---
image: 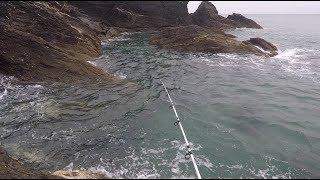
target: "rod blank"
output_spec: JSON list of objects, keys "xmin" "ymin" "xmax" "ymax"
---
[{"xmin": 160, "ymin": 80, "xmax": 202, "ymax": 179}]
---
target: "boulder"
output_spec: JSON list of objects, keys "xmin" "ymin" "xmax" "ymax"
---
[
  {"xmin": 227, "ymin": 13, "xmax": 263, "ymax": 29},
  {"xmin": 243, "ymin": 38, "xmax": 278, "ymax": 56},
  {"xmin": 150, "ymin": 25, "xmax": 276, "ymax": 57},
  {"xmin": 0, "ymin": 147, "xmax": 58, "ymax": 179}
]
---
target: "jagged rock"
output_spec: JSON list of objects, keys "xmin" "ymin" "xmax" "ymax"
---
[
  {"xmin": 243, "ymin": 38, "xmax": 278, "ymax": 56},
  {"xmin": 0, "ymin": 147, "xmax": 58, "ymax": 179},
  {"xmin": 191, "ymin": 1, "xmax": 235, "ymax": 29},
  {"xmin": 0, "ymin": 1, "xmax": 118, "ymax": 83},
  {"xmin": 150, "ymin": 25, "xmax": 275, "ymax": 57},
  {"xmin": 191, "ymin": 1, "xmax": 263, "ymax": 30},
  {"xmin": 227, "ymin": 13, "xmax": 263, "ymax": 29},
  {"xmin": 69, "ymin": 1, "xmax": 192, "ymax": 29},
  {"xmin": 52, "ymin": 170, "xmax": 110, "ymax": 179}
]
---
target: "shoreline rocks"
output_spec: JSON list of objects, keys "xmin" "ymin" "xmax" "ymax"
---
[
  {"xmin": 0, "ymin": 147, "xmax": 58, "ymax": 179},
  {"xmin": 150, "ymin": 25, "xmax": 277, "ymax": 57},
  {"xmin": 0, "ymin": 147, "xmax": 110, "ymax": 179},
  {"xmin": 0, "ymin": 1, "xmax": 118, "ymax": 84}
]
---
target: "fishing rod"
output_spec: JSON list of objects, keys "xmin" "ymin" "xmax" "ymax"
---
[{"xmin": 160, "ymin": 80, "xmax": 202, "ymax": 179}]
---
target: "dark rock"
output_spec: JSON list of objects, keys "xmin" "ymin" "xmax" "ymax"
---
[
  {"xmin": 0, "ymin": 1, "xmax": 118, "ymax": 83},
  {"xmin": 69, "ymin": 1, "xmax": 192, "ymax": 29},
  {"xmin": 150, "ymin": 25, "xmax": 272, "ymax": 57},
  {"xmin": 0, "ymin": 147, "xmax": 58, "ymax": 179},
  {"xmin": 191, "ymin": 1, "xmax": 235, "ymax": 29},
  {"xmin": 194, "ymin": 1, "xmax": 218, "ymax": 15},
  {"xmin": 243, "ymin": 38, "xmax": 278, "ymax": 56},
  {"xmin": 190, "ymin": 1, "xmax": 263, "ymax": 30},
  {"xmin": 227, "ymin": 13, "xmax": 263, "ymax": 29}
]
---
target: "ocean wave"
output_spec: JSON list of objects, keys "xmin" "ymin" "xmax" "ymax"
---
[
  {"xmin": 273, "ymin": 48, "xmax": 316, "ymax": 63},
  {"xmin": 101, "ymin": 35, "xmax": 131, "ymax": 46}
]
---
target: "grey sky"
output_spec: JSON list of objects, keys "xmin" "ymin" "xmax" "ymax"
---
[{"xmin": 188, "ymin": 1, "xmax": 320, "ymax": 14}]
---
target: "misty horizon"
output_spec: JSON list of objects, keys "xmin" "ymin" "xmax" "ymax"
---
[{"xmin": 188, "ymin": 1, "xmax": 320, "ymax": 14}]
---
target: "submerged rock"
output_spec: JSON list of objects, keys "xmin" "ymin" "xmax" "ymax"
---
[
  {"xmin": 52, "ymin": 170, "xmax": 109, "ymax": 179},
  {"xmin": 0, "ymin": 148, "xmax": 58, "ymax": 179},
  {"xmin": 227, "ymin": 13, "xmax": 263, "ymax": 29},
  {"xmin": 150, "ymin": 25, "xmax": 276, "ymax": 57}
]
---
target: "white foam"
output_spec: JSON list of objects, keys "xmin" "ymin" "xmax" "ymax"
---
[
  {"xmin": 114, "ymin": 71, "xmax": 127, "ymax": 79},
  {"xmin": 273, "ymin": 48, "xmax": 316, "ymax": 63},
  {"xmin": 273, "ymin": 48, "xmax": 302, "ymax": 61},
  {"xmin": 254, "ymin": 45, "xmax": 275, "ymax": 56},
  {"xmin": 0, "ymin": 88, "xmax": 8, "ymax": 100},
  {"xmin": 88, "ymin": 61, "xmax": 97, "ymax": 66},
  {"xmin": 102, "ymin": 36, "xmax": 131, "ymax": 45}
]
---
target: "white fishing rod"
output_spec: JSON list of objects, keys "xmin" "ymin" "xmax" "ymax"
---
[{"xmin": 160, "ymin": 80, "xmax": 202, "ymax": 179}]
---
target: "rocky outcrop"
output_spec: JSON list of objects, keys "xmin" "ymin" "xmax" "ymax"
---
[
  {"xmin": 52, "ymin": 170, "xmax": 110, "ymax": 179},
  {"xmin": 0, "ymin": 148, "xmax": 58, "ymax": 179},
  {"xmin": 191, "ymin": 1, "xmax": 262, "ymax": 29},
  {"xmin": 191, "ymin": 1, "xmax": 235, "ymax": 29},
  {"xmin": 69, "ymin": 1, "xmax": 192, "ymax": 30},
  {"xmin": 243, "ymin": 38, "xmax": 278, "ymax": 56},
  {"xmin": 227, "ymin": 13, "xmax": 263, "ymax": 29},
  {"xmin": 150, "ymin": 25, "xmax": 276, "ymax": 57},
  {"xmin": 0, "ymin": 1, "xmax": 117, "ymax": 83}
]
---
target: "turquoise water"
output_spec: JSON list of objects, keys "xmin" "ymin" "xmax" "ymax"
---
[{"xmin": 1, "ymin": 15, "xmax": 320, "ymax": 178}]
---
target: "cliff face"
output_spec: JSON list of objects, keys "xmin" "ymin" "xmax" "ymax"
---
[
  {"xmin": 69, "ymin": 1, "xmax": 192, "ymax": 29},
  {"xmin": 0, "ymin": 1, "xmax": 116, "ymax": 83}
]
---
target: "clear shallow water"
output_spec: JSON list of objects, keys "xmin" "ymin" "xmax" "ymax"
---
[{"xmin": 1, "ymin": 15, "xmax": 320, "ymax": 178}]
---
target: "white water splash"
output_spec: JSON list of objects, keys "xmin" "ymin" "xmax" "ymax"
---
[
  {"xmin": 273, "ymin": 48, "xmax": 315, "ymax": 63},
  {"xmin": 0, "ymin": 88, "xmax": 8, "ymax": 100},
  {"xmin": 88, "ymin": 61, "xmax": 97, "ymax": 66},
  {"xmin": 114, "ymin": 71, "xmax": 127, "ymax": 79}
]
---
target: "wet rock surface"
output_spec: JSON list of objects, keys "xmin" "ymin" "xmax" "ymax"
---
[
  {"xmin": 150, "ymin": 25, "xmax": 276, "ymax": 57},
  {"xmin": 244, "ymin": 38, "xmax": 278, "ymax": 56},
  {"xmin": 0, "ymin": 1, "xmax": 116, "ymax": 84},
  {"xmin": 0, "ymin": 147, "xmax": 58, "ymax": 179}
]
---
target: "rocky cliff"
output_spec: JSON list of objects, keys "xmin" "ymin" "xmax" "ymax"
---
[
  {"xmin": 69, "ymin": 1, "xmax": 192, "ymax": 30},
  {"xmin": 227, "ymin": 13, "xmax": 263, "ymax": 29},
  {"xmin": 150, "ymin": 1, "xmax": 277, "ymax": 57},
  {"xmin": 0, "ymin": 1, "xmax": 116, "ymax": 83},
  {"xmin": 191, "ymin": 1, "xmax": 263, "ymax": 29}
]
